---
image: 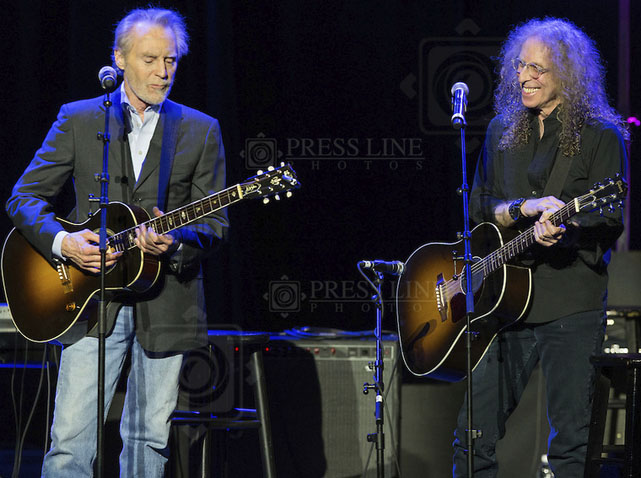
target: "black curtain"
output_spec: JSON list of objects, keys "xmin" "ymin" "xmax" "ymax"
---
[{"xmin": 1, "ymin": 0, "xmax": 639, "ymax": 333}]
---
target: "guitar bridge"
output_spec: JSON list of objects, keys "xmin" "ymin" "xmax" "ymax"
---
[
  {"xmin": 55, "ymin": 261, "xmax": 77, "ymax": 312},
  {"xmin": 56, "ymin": 261, "xmax": 74, "ymax": 294},
  {"xmin": 435, "ymin": 273, "xmax": 448, "ymax": 322}
]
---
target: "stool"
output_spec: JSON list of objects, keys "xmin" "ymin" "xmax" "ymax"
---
[
  {"xmin": 171, "ymin": 331, "xmax": 276, "ymax": 478},
  {"xmin": 585, "ymin": 354, "xmax": 641, "ymax": 478}
]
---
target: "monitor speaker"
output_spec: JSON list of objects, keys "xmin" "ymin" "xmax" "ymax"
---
[{"xmin": 263, "ymin": 336, "xmax": 401, "ymax": 478}]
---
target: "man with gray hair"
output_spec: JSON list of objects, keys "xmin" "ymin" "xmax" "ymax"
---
[{"xmin": 6, "ymin": 7, "xmax": 227, "ymax": 476}]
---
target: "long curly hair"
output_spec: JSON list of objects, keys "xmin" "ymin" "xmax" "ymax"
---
[{"xmin": 494, "ymin": 18, "xmax": 629, "ymax": 155}]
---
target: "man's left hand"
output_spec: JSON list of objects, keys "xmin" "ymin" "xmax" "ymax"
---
[
  {"xmin": 134, "ymin": 207, "xmax": 176, "ymax": 256},
  {"xmin": 533, "ymin": 210, "xmax": 566, "ymax": 247},
  {"xmin": 521, "ymin": 196, "xmax": 567, "ymax": 247}
]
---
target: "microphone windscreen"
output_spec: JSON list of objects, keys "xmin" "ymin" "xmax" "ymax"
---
[
  {"xmin": 98, "ymin": 66, "xmax": 118, "ymax": 90},
  {"xmin": 451, "ymin": 82, "xmax": 469, "ymax": 96}
]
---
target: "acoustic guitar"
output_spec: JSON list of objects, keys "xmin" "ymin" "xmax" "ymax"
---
[
  {"xmin": 1, "ymin": 163, "xmax": 300, "ymax": 343},
  {"xmin": 396, "ymin": 175, "xmax": 627, "ymax": 382}
]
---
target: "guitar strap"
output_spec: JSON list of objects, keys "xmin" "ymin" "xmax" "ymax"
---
[
  {"xmin": 541, "ymin": 151, "xmax": 573, "ymax": 199},
  {"xmin": 529, "ymin": 109, "xmax": 573, "ymax": 200},
  {"xmin": 156, "ymin": 101, "xmax": 182, "ymax": 211}
]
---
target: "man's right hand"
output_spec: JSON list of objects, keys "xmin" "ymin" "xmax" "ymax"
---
[{"xmin": 60, "ymin": 229, "xmax": 122, "ymax": 272}]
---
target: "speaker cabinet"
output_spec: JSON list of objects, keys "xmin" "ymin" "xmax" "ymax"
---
[
  {"xmin": 0, "ymin": 337, "xmax": 52, "ymax": 477},
  {"xmin": 264, "ymin": 337, "xmax": 401, "ymax": 478}
]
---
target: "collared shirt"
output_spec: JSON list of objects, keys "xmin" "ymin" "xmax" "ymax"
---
[
  {"xmin": 470, "ymin": 109, "xmax": 627, "ymax": 322},
  {"xmin": 120, "ymin": 83, "xmax": 162, "ymax": 181}
]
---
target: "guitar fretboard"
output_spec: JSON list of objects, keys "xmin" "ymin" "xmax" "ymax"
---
[
  {"xmin": 479, "ymin": 199, "xmax": 578, "ymax": 277},
  {"xmin": 438, "ymin": 175, "xmax": 624, "ymax": 312},
  {"xmin": 108, "ymin": 185, "xmax": 242, "ymax": 252}
]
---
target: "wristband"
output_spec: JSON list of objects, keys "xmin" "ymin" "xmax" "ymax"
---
[{"xmin": 508, "ymin": 198, "xmax": 526, "ymax": 221}]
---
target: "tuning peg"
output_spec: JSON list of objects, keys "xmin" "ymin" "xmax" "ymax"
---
[
  {"xmin": 263, "ymin": 198, "xmax": 270, "ymax": 204},
  {"xmin": 280, "ymin": 162, "xmax": 285, "ymax": 166},
  {"xmin": 268, "ymin": 166, "xmax": 274, "ymax": 171},
  {"xmin": 274, "ymin": 194, "xmax": 280, "ymax": 201},
  {"xmin": 286, "ymin": 191, "xmax": 293, "ymax": 198},
  {"xmin": 257, "ymin": 170, "xmax": 263, "ymax": 175}
]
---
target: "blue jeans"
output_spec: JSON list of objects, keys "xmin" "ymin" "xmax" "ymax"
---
[
  {"xmin": 452, "ymin": 310, "xmax": 605, "ymax": 478},
  {"xmin": 42, "ymin": 306, "xmax": 183, "ymax": 477}
]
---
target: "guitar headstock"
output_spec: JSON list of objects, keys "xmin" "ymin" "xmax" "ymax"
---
[
  {"xmin": 577, "ymin": 174, "xmax": 628, "ymax": 214},
  {"xmin": 240, "ymin": 163, "xmax": 301, "ymax": 203}
]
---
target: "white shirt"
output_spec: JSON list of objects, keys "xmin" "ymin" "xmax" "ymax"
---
[{"xmin": 120, "ymin": 83, "xmax": 161, "ymax": 181}]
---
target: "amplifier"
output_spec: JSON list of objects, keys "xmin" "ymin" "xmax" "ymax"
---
[
  {"xmin": 263, "ymin": 335, "xmax": 400, "ymax": 478},
  {"xmin": 0, "ymin": 302, "xmax": 15, "ymax": 334},
  {"xmin": 0, "ymin": 302, "xmax": 50, "ymax": 364}
]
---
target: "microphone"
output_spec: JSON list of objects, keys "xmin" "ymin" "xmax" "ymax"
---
[
  {"xmin": 358, "ymin": 260, "xmax": 405, "ymax": 276},
  {"xmin": 98, "ymin": 66, "xmax": 118, "ymax": 91},
  {"xmin": 451, "ymin": 82, "xmax": 469, "ymax": 129}
]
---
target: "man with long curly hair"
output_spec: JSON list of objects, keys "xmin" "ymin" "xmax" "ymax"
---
[{"xmin": 452, "ymin": 18, "xmax": 628, "ymax": 477}]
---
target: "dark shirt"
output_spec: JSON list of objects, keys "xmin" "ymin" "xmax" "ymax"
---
[{"xmin": 470, "ymin": 109, "xmax": 627, "ymax": 323}]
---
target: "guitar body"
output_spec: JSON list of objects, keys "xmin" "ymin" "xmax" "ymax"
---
[
  {"xmin": 396, "ymin": 222, "xmax": 532, "ymax": 381},
  {"xmin": 1, "ymin": 202, "xmax": 159, "ymax": 342}
]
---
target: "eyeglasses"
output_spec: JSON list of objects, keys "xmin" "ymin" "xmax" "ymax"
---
[{"xmin": 511, "ymin": 58, "xmax": 550, "ymax": 79}]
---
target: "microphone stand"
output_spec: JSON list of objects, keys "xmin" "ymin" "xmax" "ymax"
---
[
  {"xmin": 359, "ymin": 261, "xmax": 403, "ymax": 477},
  {"xmin": 358, "ymin": 263, "xmax": 393, "ymax": 478},
  {"xmin": 95, "ymin": 89, "xmax": 112, "ymax": 478},
  {"xmin": 456, "ymin": 119, "xmax": 479, "ymax": 477}
]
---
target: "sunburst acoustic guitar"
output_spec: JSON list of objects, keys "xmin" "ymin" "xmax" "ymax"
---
[
  {"xmin": 396, "ymin": 175, "xmax": 627, "ymax": 382},
  {"xmin": 2, "ymin": 163, "xmax": 300, "ymax": 343}
]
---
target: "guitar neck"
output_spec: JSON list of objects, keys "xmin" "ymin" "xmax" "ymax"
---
[
  {"xmin": 109, "ymin": 184, "xmax": 243, "ymax": 251},
  {"xmin": 481, "ymin": 199, "xmax": 578, "ymax": 276}
]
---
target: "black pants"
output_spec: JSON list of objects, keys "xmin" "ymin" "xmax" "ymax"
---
[{"xmin": 453, "ymin": 310, "xmax": 605, "ymax": 478}]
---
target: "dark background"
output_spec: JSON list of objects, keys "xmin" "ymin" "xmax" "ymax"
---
[
  {"xmin": 0, "ymin": 1, "xmax": 639, "ymax": 476},
  {"xmin": 1, "ymin": 0, "xmax": 639, "ymax": 333}
]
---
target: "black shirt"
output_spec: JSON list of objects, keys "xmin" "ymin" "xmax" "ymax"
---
[{"xmin": 470, "ymin": 109, "xmax": 627, "ymax": 323}]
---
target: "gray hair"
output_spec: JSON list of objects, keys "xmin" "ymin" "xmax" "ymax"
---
[{"xmin": 112, "ymin": 7, "xmax": 189, "ymax": 73}]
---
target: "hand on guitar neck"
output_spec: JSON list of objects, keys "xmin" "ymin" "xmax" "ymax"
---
[
  {"xmin": 496, "ymin": 195, "xmax": 573, "ymax": 247},
  {"xmin": 133, "ymin": 207, "xmax": 177, "ymax": 256}
]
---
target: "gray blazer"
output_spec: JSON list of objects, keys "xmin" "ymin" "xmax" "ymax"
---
[{"xmin": 6, "ymin": 89, "xmax": 228, "ymax": 352}]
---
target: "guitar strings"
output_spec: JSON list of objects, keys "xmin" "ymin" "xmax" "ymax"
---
[
  {"xmin": 103, "ymin": 166, "xmax": 295, "ymax": 253},
  {"xmin": 107, "ymin": 186, "xmax": 240, "ymax": 252},
  {"xmin": 440, "ymin": 178, "xmax": 620, "ymax": 299}
]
